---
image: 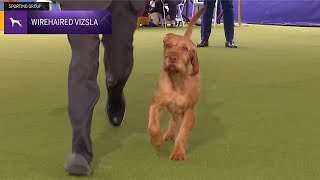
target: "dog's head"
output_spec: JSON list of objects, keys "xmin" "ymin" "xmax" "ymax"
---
[{"xmin": 162, "ymin": 33, "xmax": 199, "ymax": 76}]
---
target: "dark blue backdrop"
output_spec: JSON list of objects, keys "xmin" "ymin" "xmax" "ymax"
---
[
  {"xmin": 1, "ymin": 0, "xmax": 320, "ymax": 26},
  {"xmin": 184, "ymin": 0, "xmax": 320, "ymax": 27},
  {"xmin": 240, "ymin": 0, "xmax": 320, "ymax": 26}
]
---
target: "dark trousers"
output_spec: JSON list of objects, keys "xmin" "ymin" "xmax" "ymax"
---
[
  {"xmin": 201, "ymin": 0, "xmax": 234, "ymax": 41},
  {"xmin": 153, "ymin": 0, "xmax": 181, "ymax": 20},
  {"xmin": 63, "ymin": 1, "xmax": 138, "ymax": 163}
]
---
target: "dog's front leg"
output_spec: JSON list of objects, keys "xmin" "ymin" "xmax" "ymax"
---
[
  {"xmin": 148, "ymin": 103, "xmax": 163, "ymax": 150},
  {"xmin": 170, "ymin": 108, "xmax": 195, "ymax": 160},
  {"xmin": 163, "ymin": 113, "xmax": 178, "ymax": 141}
]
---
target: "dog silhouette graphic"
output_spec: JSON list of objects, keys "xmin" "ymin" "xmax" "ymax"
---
[{"xmin": 9, "ymin": 17, "xmax": 22, "ymax": 27}]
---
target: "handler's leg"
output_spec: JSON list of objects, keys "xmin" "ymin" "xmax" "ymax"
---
[{"xmin": 101, "ymin": 1, "xmax": 139, "ymax": 127}]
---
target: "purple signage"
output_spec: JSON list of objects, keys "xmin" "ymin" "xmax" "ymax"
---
[{"xmin": 4, "ymin": 11, "xmax": 112, "ymax": 34}]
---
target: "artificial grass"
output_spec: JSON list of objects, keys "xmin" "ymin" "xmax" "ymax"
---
[{"xmin": 0, "ymin": 25, "xmax": 320, "ymax": 180}]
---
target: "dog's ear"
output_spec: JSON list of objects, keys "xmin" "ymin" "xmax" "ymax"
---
[
  {"xmin": 163, "ymin": 34, "xmax": 170, "ymax": 43},
  {"xmin": 190, "ymin": 50, "xmax": 199, "ymax": 76},
  {"xmin": 163, "ymin": 33, "xmax": 174, "ymax": 44}
]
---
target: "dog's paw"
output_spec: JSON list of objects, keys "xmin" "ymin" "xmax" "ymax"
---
[
  {"xmin": 150, "ymin": 133, "xmax": 163, "ymax": 150},
  {"xmin": 163, "ymin": 131, "xmax": 176, "ymax": 141},
  {"xmin": 170, "ymin": 148, "xmax": 186, "ymax": 160}
]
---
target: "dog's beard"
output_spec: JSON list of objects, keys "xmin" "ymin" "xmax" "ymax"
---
[
  {"xmin": 168, "ymin": 65, "xmax": 177, "ymax": 71},
  {"xmin": 165, "ymin": 64, "xmax": 179, "ymax": 73}
]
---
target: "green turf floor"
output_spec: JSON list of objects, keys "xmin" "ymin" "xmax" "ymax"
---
[{"xmin": 0, "ymin": 25, "xmax": 320, "ymax": 180}]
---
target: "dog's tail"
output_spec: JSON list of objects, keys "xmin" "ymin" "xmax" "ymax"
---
[{"xmin": 184, "ymin": 6, "xmax": 206, "ymax": 38}]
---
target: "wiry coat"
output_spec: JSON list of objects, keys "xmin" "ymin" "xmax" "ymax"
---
[{"xmin": 148, "ymin": 7, "xmax": 206, "ymax": 160}]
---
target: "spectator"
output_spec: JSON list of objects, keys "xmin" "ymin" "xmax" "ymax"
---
[{"xmin": 149, "ymin": 0, "xmax": 182, "ymax": 28}]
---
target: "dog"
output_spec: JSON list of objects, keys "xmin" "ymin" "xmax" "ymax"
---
[
  {"xmin": 9, "ymin": 17, "xmax": 22, "ymax": 27},
  {"xmin": 148, "ymin": 7, "xmax": 206, "ymax": 160}
]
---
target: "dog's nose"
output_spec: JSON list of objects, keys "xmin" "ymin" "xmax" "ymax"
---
[{"xmin": 169, "ymin": 56, "xmax": 177, "ymax": 63}]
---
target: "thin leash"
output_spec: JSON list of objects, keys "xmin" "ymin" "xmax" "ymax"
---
[{"xmin": 161, "ymin": 0, "xmax": 168, "ymax": 34}]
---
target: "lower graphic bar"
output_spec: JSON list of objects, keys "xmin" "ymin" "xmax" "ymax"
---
[{"xmin": 4, "ymin": 11, "xmax": 112, "ymax": 34}]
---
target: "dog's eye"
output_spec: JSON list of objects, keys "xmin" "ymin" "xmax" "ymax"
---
[
  {"xmin": 165, "ymin": 44, "xmax": 171, "ymax": 48},
  {"xmin": 183, "ymin": 46, "xmax": 188, "ymax": 51}
]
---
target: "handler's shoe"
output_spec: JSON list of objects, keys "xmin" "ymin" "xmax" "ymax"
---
[
  {"xmin": 197, "ymin": 40, "xmax": 209, "ymax": 47},
  {"xmin": 225, "ymin": 40, "xmax": 238, "ymax": 48},
  {"xmin": 106, "ymin": 87, "xmax": 126, "ymax": 127},
  {"xmin": 64, "ymin": 153, "xmax": 91, "ymax": 176},
  {"xmin": 170, "ymin": 24, "xmax": 176, "ymax": 28}
]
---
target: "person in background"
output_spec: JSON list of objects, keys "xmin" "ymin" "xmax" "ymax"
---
[
  {"xmin": 149, "ymin": 0, "xmax": 182, "ymax": 28},
  {"xmin": 140, "ymin": 1, "xmax": 158, "ymax": 26},
  {"xmin": 197, "ymin": 0, "xmax": 238, "ymax": 48}
]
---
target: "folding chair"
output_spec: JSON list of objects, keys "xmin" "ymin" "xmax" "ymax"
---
[
  {"xmin": 213, "ymin": 0, "xmax": 219, "ymax": 28},
  {"xmin": 192, "ymin": 0, "xmax": 219, "ymax": 28},
  {"xmin": 159, "ymin": 0, "xmax": 187, "ymax": 27},
  {"xmin": 191, "ymin": 0, "xmax": 204, "ymax": 18},
  {"xmin": 175, "ymin": 0, "xmax": 187, "ymax": 27}
]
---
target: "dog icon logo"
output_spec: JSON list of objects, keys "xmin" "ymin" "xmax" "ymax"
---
[{"xmin": 9, "ymin": 17, "xmax": 22, "ymax": 27}]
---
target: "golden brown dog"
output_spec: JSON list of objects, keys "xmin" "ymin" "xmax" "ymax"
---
[{"xmin": 148, "ymin": 7, "xmax": 206, "ymax": 160}]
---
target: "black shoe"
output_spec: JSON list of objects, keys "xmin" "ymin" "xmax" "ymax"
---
[
  {"xmin": 106, "ymin": 87, "xmax": 126, "ymax": 127},
  {"xmin": 225, "ymin": 40, "xmax": 238, "ymax": 48},
  {"xmin": 64, "ymin": 153, "xmax": 91, "ymax": 176},
  {"xmin": 197, "ymin": 40, "xmax": 209, "ymax": 47},
  {"xmin": 148, "ymin": 7, "xmax": 156, "ymax": 14},
  {"xmin": 170, "ymin": 24, "xmax": 176, "ymax": 28}
]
